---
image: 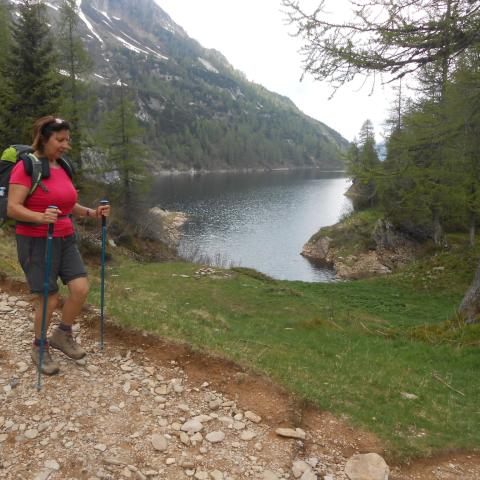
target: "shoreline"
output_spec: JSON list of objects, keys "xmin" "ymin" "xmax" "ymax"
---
[{"xmin": 152, "ymin": 166, "xmax": 347, "ymax": 176}]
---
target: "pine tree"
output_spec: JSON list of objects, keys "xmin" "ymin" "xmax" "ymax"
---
[
  {"xmin": 0, "ymin": 0, "xmax": 10, "ymax": 68},
  {"xmin": 0, "ymin": 0, "xmax": 63, "ymax": 144},
  {"xmin": 57, "ymin": 0, "xmax": 93, "ymax": 173},
  {"xmin": 446, "ymin": 50, "xmax": 480, "ymax": 246},
  {"xmin": 346, "ymin": 120, "xmax": 380, "ymax": 209},
  {"xmin": 0, "ymin": 0, "xmax": 12, "ymax": 143},
  {"xmin": 98, "ymin": 81, "xmax": 148, "ymax": 226},
  {"xmin": 282, "ymin": 0, "xmax": 479, "ymax": 90}
]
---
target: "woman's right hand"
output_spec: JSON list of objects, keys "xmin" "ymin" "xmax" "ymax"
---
[{"xmin": 41, "ymin": 207, "xmax": 61, "ymax": 224}]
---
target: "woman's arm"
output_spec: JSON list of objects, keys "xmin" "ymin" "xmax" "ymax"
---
[
  {"xmin": 72, "ymin": 203, "xmax": 96, "ymax": 218},
  {"xmin": 7, "ymin": 184, "xmax": 59, "ymax": 224},
  {"xmin": 73, "ymin": 203, "xmax": 111, "ymax": 219}
]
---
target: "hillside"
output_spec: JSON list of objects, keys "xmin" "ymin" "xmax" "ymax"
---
[{"xmin": 8, "ymin": 0, "xmax": 349, "ymax": 171}]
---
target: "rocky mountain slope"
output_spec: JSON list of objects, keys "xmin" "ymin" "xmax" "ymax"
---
[{"xmin": 9, "ymin": 0, "xmax": 348, "ymax": 171}]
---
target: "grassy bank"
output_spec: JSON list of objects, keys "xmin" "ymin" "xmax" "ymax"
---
[
  {"xmin": 1, "ymin": 227, "xmax": 479, "ymax": 460},
  {"xmin": 88, "ymin": 239, "xmax": 480, "ymax": 461}
]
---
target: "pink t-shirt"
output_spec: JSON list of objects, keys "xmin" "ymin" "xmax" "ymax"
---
[{"xmin": 9, "ymin": 161, "xmax": 77, "ymax": 237}]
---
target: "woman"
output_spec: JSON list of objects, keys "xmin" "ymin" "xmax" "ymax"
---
[{"xmin": 7, "ymin": 116, "xmax": 111, "ymax": 375}]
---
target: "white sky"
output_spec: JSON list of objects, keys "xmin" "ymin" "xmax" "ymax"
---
[{"xmin": 156, "ymin": 0, "xmax": 395, "ymax": 142}]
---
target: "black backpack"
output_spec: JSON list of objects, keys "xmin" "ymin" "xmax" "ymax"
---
[{"xmin": 0, "ymin": 145, "xmax": 74, "ymax": 224}]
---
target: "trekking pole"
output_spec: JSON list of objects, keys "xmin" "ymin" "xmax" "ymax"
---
[
  {"xmin": 36, "ymin": 206, "xmax": 57, "ymax": 391},
  {"xmin": 99, "ymin": 199, "xmax": 109, "ymax": 350}
]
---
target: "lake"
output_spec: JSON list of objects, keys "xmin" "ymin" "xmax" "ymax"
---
[{"xmin": 151, "ymin": 169, "xmax": 351, "ymax": 282}]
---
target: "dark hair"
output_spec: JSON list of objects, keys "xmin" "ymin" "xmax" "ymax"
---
[{"xmin": 32, "ymin": 116, "xmax": 71, "ymax": 153}]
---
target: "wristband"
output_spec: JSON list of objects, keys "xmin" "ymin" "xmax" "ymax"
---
[{"xmin": 86, "ymin": 208, "xmax": 91, "ymax": 217}]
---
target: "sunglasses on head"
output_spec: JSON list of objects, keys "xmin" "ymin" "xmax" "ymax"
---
[{"xmin": 42, "ymin": 118, "xmax": 70, "ymax": 134}]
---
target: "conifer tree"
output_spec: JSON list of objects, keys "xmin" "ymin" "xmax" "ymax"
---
[
  {"xmin": 346, "ymin": 120, "xmax": 380, "ymax": 209},
  {"xmin": 0, "ymin": 0, "xmax": 63, "ymax": 144},
  {"xmin": 283, "ymin": 0, "xmax": 479, "ymax": 90},
  {"xmin": 57, "ymin": 0, "xmax": 93, "ymax": 173},
  {"xmin": 98, "ymin": 81, "xmax": 147, "ymax": 226},
  {"xmin": 0, "ymin": 0, "xmax": 11, "ymax": 143},
  {"xmin": 0, "ymin": 0, "xmax": 10, "ymax": 68},
  {"xmin": 446, "ymin": 50, "xmax": 480, "ymax": 246}
]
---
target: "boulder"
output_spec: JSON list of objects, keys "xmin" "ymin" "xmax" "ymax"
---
[
  {"xmin": 139, "ymin": 207, "xmax": 188, "ymax": 248},
  {"xmin": 301, "ymin": 236, "xmax": 332, "ymax": 262},
  {"xmin": 345, "ymin": 453, "xmax": 389, "ymax": 480},
  {"xmin": 335, "ymin": 252, "xmax": 391, "ymax": 280}
]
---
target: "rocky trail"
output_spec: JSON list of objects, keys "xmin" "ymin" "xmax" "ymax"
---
[{"xmin": 0, "ymin": 284, "xmax": 479, "ymax": 480}]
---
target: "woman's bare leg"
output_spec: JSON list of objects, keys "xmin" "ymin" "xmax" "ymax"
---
[
  {"xmin": 61, "ymin": 277, "xmax": 89, "ymax": 326},
  {"xmin": 33, "ymin": 293, "xmax": 59, "ymax": 340}
]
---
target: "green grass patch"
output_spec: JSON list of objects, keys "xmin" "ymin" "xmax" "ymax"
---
[
  {"xmin": 308, "ymin": 209, "xmax": 382, "ymax": 256},
  {"xmin": 0, "ymin": 226, "xmax": 23, "ymax": 277},
  {"xmin": 83, "ymin": 243, "xmax": 480, "ymax": 461}
]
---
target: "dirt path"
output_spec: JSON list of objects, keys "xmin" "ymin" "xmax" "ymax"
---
[{"xmin": 0, "ymin": 283, "xmax": 479, "ymax": 480}]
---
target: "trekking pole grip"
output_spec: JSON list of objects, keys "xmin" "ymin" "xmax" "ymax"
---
[
  {"xmin": 47, "ymin": 205, "xmax": 58, "ymax": 235},
  {"xmin": 100, "ymin": 199, "xmax": 109, "ymax": 227}
]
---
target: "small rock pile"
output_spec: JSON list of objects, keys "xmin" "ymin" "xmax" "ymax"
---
[{"xmin": 0, "ymin": 288, "xmax": 388, "ymax": 480}]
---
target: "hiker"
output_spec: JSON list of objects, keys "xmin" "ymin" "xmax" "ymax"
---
[{"xmin": 7, "ymin": 116, "xmax": 111, "ymax": 375}]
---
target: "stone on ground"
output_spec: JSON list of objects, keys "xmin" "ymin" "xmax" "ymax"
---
[{"xmin": 345, "ymin": 453, "xmax": 389, "ymax": 480}]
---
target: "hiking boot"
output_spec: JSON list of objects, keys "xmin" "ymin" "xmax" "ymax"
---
[
  {"xmin": 49, "ymin": 327, "xmax": 86, "ymax": 360},
  {"xmin": 31, "ymin": 345, "xmax": 60, "ymax": 375}
]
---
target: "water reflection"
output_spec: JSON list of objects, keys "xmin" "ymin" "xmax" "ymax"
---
[{"xmin": 151, "ymin": 170, "xmax": 351, "ymax": 282}]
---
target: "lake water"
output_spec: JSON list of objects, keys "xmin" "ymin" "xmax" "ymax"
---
[{"xmin": 151, "ymin": 170, "xmax": 351, "ymax": 282}]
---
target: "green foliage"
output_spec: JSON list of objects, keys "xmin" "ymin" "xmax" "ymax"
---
[
  {"xmin": 0, "ymin": 0, "xmax": 63, "ymax": 145},
  {"xmin": 97, "ymin": 82, "xmax": 149, "ymax": 225},
  {"xmin": 285, "ymin": 0, "xmax": 480, "ymax": 247},
  {"xmin": 283, "ymin": 0, "xmax": 479, "ymax": 89},
  {"xmin": 345, "ymin": 120, "xmax": 381, "ymax": 210},
  {"xmin": 312, "ymin": 209, "xmax": 381, "ymax": 256},
  {"xmin": 0, "ymin": 0, "xmax": 10, "ymax": 138},
  {"xmin": 56, "ymin": 0, "xmax": 94, "ymax": 174}
]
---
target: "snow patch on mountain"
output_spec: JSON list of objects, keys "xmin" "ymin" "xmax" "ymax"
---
[
  {"xmin": 92, "ymin": 6, "xmax": 112, "ymax": 24},
  {"xmin": 198, "ymin": 58, "xmax": 219, "ymax": 74},
  {"xmin": 117, "ymin": 30, "xmax": 169, "ymax": 61},
  {"xmin": 76, "ymin": 0, "xmax": 103, "ymax": 44},
  {"xmin": 163, "ymin": 23, "xmax": 176, "ymax": 34},
  {"xmin": 45, "ymin": 2, "xmax": 59, "ymax": 10},
  {"xmin": 108, "ymin": 30, "xmax": 168, "ymax": 61},
  {"xmin": 145, "ymin": 46, "xmax": 169, "ymax": 61},
  {"xmin": 112, "ymin": 34, "xmax": 151, "ymax": 56}
]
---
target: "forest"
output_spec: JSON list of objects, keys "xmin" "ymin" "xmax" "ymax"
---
[{"xmin": 283, "ymin": 0, "xmax": 480, "ymax": 320}]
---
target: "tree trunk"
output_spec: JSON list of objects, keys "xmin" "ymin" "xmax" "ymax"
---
[
  {"xmin": 432, "ymin": 208, "xmax": 443, "ymax": 245},
  {"xmin": 459, "ymin": 261, "xmax": 480, "ymax": 324},
  {"xmin": 469, "ymin": 211, "xmax": 475, "ymax": 247}
]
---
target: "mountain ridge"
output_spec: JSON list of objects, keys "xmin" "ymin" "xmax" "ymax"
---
[{"xmin": 10, "ymin": 0, "xmax": 349, "ymax": 171}]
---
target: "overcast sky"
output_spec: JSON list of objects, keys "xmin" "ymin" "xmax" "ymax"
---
[{"xmin": 156, "ymin": 0, "xmax": 395, "ymax": 142}]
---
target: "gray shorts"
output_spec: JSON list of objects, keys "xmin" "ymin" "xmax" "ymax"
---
[{"xmin": 16, "ymin": 234, "xmax": 87, "ymax": 294}]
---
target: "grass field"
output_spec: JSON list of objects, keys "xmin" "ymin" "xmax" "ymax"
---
[{"xmin": 2, "ymin": 226, "xmax": 479, "ymax": 460}]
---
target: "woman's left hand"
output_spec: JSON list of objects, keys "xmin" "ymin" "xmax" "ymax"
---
[{"xmin": 96, "ymin": 204, "xmax": 111, "ymax": 218}]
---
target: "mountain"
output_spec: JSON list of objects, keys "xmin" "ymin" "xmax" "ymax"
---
[{"xmin": 10, "ymin": 0, "xmax": 349, "ymax": 171}]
